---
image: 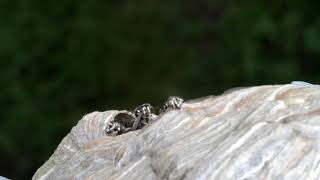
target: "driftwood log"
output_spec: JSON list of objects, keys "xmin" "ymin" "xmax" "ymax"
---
[{"xmin": 33, "ymin": 83, "xmax": 320, "ymax": 179}]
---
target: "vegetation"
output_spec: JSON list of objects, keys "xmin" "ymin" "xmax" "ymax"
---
[{"xmin": 1, "ymin": 0, "xmax": 320, "ymax": 179}]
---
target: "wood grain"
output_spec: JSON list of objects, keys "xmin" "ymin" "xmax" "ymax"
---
[{"xmin": 33, "ymin": 83, "xmax": 320, "ymax": 180}]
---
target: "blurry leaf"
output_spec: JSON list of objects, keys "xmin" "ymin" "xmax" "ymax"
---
[{"xmin": 304, "ymin": 26, "xmax": 320, "ymax": 52}]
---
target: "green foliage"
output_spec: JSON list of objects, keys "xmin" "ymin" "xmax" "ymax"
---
[{"xmin": 1, "ymin": 0, "xmax": 320, "ymax": 179}]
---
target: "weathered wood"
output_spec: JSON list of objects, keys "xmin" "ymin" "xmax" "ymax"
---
[{"xmin": 33, "ymin": 83, "xmax": 320, "ymax": 179}]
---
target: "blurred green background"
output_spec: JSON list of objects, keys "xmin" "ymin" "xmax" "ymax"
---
[{"xmin": 1, "ymin": 0, "xmax": 320, "ymax": 179}]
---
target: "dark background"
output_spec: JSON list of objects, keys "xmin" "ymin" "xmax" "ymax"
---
[{"xmin": 1, "ymin": 0, "xmax": 320, "ymax": 179}]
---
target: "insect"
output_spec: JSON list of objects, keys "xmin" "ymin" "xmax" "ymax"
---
[
  {"xmin": 133, "ymin": 103, "xmax": 156, "ymax": 128},
  {"xmin": 105, "ymin": 112, "xmax": 136, "ymax": 136},
  {"xmin": 105, "ymin": 96, "xmax": 184, "ymax": 136},
  {"xmin": 159, "ymin": 96, "xmax": 184, "ymax": 114},
  {"xmin": 105, "ymin": 121, "xmax": 125, "ymax": 136}
]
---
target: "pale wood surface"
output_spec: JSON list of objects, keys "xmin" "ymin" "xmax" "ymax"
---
[{"xmin": 33, "ymin": 84, "xmax": 320, "ymax": 180}]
